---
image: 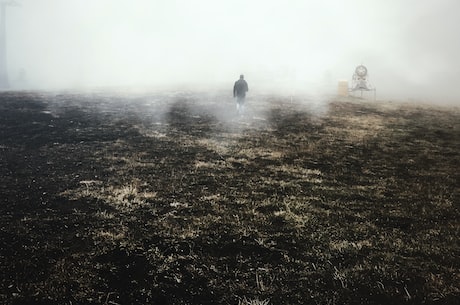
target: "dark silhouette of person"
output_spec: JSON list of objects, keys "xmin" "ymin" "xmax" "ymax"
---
[{"xmin": 233, "ymin": 74, "xmax": 248, "ymax": 114}]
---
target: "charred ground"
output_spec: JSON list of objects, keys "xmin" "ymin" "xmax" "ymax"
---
[{"xmin": 0, "ymin": 91, "xmax": 459, "ymax": 305}]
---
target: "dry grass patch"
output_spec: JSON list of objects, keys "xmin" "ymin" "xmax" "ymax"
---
[
  {"xmin": 238, "ymin": 147, "xmax": 283, "ymax": 160},
  {"xmin": 93, "ymin": 229, "xmax": 126, "ymax": 241},
  {"xmin": 196, "ymin": 137, "xmax": 237, "ymax": 155},
  {"xmin": 194, "ymin": 160, "xmax": 230, "ymax": 170},
  {"xmin": 62, "ymin": 180, "xmax": 157, "ymax": 211},
  {"xmin": 105, "ymin": 152, "xmax": 156, "ymax": 169},
  {"xmin": 226, "ymin": 156, "xmax": 252, "ymax": 166},
  {"xmin": 200, "ymin": 194, "xmax": 222, "ymax": 202},
  {"xmin": 106, "ymin": 184, "xmax": 157, "ymax": 208},
  {"xmin": 94, "ymin": 210, "xmax": 115, "ymax": 220},
  {"xmin": 134, "ymin": 124, "xmax": 167, "ymax": 138},
  {"xmin": 266, "ymin": 197, "xmax": 314, "ymax": 228},
  {"xmin": 268, "ymin": 164, "xmax": 322, "ymax": 183},
  {"xmin": 329, "ymin": 239, "xmax": 373, "ymax": 252},
  {"xmin": 324, "ymin": 114, "xmax": 385, "ymax": 143},
  {"xmin": 238, "ymin": 297, "xmax": 270, "ymax": 305}
]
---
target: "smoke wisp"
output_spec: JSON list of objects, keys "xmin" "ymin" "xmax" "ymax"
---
[{"xmin": 4, "ymin": 0, "xmax": 460, "ymax": 103}]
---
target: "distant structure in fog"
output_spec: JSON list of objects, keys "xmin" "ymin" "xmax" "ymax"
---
[
  {"xmin": 0, "ymin": 1, "xmax": 20, "ymax": 89},
  {"xmin": 350, "ymin": 64, "xmax": 376, "ymax": 100}
]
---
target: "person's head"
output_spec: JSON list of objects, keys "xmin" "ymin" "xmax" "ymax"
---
[{"xmin": 240, "ymin": 74, "xmax": 244, "ymax": 79}]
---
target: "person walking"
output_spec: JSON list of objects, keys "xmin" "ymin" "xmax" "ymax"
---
[{"xmin": 233, "ymin": 74, "xmax": 248, "ymax": 115}]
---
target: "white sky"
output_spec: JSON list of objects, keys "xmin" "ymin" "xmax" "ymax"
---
[{"xmin": 5, "ymin": 0, "xmax": 460, "ymax": 102}]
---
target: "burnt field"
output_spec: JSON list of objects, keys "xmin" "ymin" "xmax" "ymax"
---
[{"xmin": 0, "ymin": 90, "xmax": 459, "ymax": 305}]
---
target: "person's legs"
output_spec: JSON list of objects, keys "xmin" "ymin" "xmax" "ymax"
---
[{"xmin": 237, "ymin": 96, "xmax": 245, "ymax": 114}]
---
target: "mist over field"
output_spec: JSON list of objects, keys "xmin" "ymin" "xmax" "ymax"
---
[
  {"xmin": 2, "ymin": 2, "xmax": 460, "ymax": 304},
  {"xmin": 4, "ymin": 0, "xmax": 460, "ymax": 103}
]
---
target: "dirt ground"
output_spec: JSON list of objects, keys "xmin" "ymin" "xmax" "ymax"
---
[{"xmin": 0, "ymin": 90, "xmax": 459, "ymax": 305}]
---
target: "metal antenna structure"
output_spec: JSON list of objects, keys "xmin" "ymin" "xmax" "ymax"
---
[{"xmin": 0, "ymin": 0, "xmax": 20, "ymax": 89}]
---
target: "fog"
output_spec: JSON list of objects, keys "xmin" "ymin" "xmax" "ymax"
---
[{"xmin": 5, "ymin": 0, "xmax": 460, "ymax": 103}]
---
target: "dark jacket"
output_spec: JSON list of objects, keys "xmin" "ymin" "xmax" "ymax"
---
[{"xmin": 233, "ymin": 79, "xmax": 248, "ymax": 98}]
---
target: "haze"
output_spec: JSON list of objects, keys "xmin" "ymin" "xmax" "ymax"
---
[{"xmin": 5, "ymin": 0, "xmax": 460, "ymax": 103}]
